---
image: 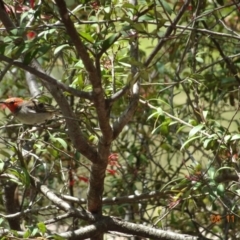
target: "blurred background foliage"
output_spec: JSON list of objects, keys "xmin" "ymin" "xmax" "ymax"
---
[{"xmin": 0, "ymin": 0, "xmax": 240, "ymax": 239}]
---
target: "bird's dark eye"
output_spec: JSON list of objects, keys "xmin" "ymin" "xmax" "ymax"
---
[{"xmin": 9, "ymin": 101, "xmax": 15, "ymax": 104}]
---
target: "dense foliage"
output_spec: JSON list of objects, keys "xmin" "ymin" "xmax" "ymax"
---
[{"xmin": 0, "ymin": 0, "xmax": 240, "ymax": 239}]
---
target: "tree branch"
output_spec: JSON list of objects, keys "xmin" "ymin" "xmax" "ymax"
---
[
  {"xmin": 58, "ymin": 216, "xmax": 206, "ymax": 240},
  {"xmin": 144, "ymin": 0, "xmax": 191, "ymax": 68},
  {"xmin": 112, "ymin": 83, "xmax": 139, "ymax": 139},
  {"xmin": 0, "ymin": 0, "xmax": 15, "ymax": 30},
  {"xmin": 55, "ymin": 0, "xmax": 113, "ymax": 141},
  {"xmin": 112, "ymin": 0, "xmax": 191, "ymax": 138},
  {"xmin": 31, "ymin": 176, "xmax": 95, "ymax": 221},
  {"xmin": 0, "ymin": 54, "xmax": 93, "ymax": 101},
  {"xmin": 112, "ymin": 0, "xmax": 140, "ymax": 140},
  {"xmin": 0, "ymin": 0, "xmax": 40, "ymax": 98},
  {"xmin": 202, "ymin": 20, "xmax": 240, "ymax": 84}
]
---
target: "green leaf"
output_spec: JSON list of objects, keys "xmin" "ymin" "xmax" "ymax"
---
[
  {"xmin": 203, "ymin": 138, "xmax": 212, "ymax": 149},
  {"xmin": 160, "ymin": 142, "xmax": 173, "ymax": 151},
  {"xmin": 181, "ymin": 136, "xmax": 201, "ymax": 151},
  {"xmin": 120, "ymin": 16, "xmax": 134, "ymax": 24},
  {"xmin": 152, "ymin": 122, "xmax": 167, "ymax": 135},
  {"xmin": 37, "ymin": 44, "xmax": 51, "ymax": 56},
  {"xmin": 215, "ymin": 166, "xmax": 234, "ymax": 177},
  {"xmin": 118, "ymin": 61, "xmax": 131, "ymax": 67},
  {"xmin": 74, "ymin": 59, "xmax": 84, "ymax": 68},
  {"xmin": 132, "ymin": 23, "xmax": 145, "ymax": 32},
  {"xmin": 79, "ymin": 32, "xmax": 94, "ymax": 43},
  {"xmin": 37, "ymin": 222, "xmax": 47, "ymax": 234},
  {"xmin": 22, "ymin": 168, "xmax": 31, "ymax": 187},
  {"xmin": 190, "ymin": 73, "xmax": 205, "ymax": 80},
  {"xmin": 23, "ymin": 229, "xmax": 31, "ymax": 238},
  {"xmin": 23, "ymin": 48, "xmax": 39, "ymax": 64},
  {"xmin": 54, "ymin": 44, "xmax": 69, "ymax": 55},
  {"xmin": 159, "ymin": 124, "xmax": 169, "ymax": 135},
  {"xmin": 0, "ymin": 42, "xmax": 6, "ymax": 54},
  {"xmin": 122, "ymin": 3, "xmax": 136, "ymax": 9},
  {"xmin": 147, "ymin": 107, "xmax": 163, "ymax": 121},
  {"xmin": 189, "ymin": 124, "xmax": 204, "ymax": 137},
  {"xmin": 11, "ymin": 44, "xmax": 25, "ymax": 58},
  {"xmin": 217, "ymin": 183, "xmax": 225, "ymax": 195},
  {"xmin": 188, "ymin": 119, "xmax": 198, "ymax": 126},
  {"xmin": 231, "ymin": 134, "xmax": 240, "ymax": 141},
  {"xmin": 0, "ymin": 161, "xmax": 4, "ymax": 172},
  {"xmin": 50, "ymin": 136, "xmax": 67, "ymax": 150},
  {"xmin": 70, "ymin": 75, "xmax": 84, "ymax": 88},
  {"xmin": 195, "ymin": 57, "xmax": 204, "ymax": 63},
  {"xmin": 176, "ymin": 125, "xmax": 187, "ymax": 133},
  {"xmin": 52, "ymin": 235, "xmax": 66, "ymax": 240},
  {"xmin": 161, "ymin": 0, "xmax": 172, "ymax": 15},
  {"xmin": 104, "ymin": 6, "xmax": 111, "ymax": 13},
  {"xmin": 192, "ymin": 182, "xmax": 202, "ymax": 191},
  {"xmin": 9, "ymin": 169, "xmax": 21, "ymax": 182},
  {"xmin": 0, "ymin": 150, "xmax": 11, "ymax": 158},
  {"xmin": 10, "ymin": 29, "xmax": 21, "ymax": 36},
  {"xmin": 102, "ymin": 33, "xmax": 119, "ymax": 52},
  {"xmin": 31, "ymin": 227, "xmax": 39, "ymax": 236},
  {"xmin": 202, "ymin": 110, "xmax": 208, "ymax": 119},
  {"xmin": 224, "ymin": 134, "xmax": 231, "ymax": 142},
  {"xmin": 207, "ymin": 167, "xmax": 216, "ymax": 180}
]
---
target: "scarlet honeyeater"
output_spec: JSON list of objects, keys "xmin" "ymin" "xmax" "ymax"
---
[{"xmin": 0, "ymin": 97, "xmax": 58, "ymax": 125}]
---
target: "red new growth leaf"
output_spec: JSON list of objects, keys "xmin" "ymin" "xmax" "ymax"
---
[
  {"xmin": 27, "ymin": 31, "xmax": 37, "ymax": 40},
  {"xmin": 168, "ymin": 198, "xmax": 181, "ymax": 209},
  {"xmin": 106, "ymin": 169, "xmax": 118, "ymax": 175},
  {"xmin": 78, "ymin": 176, "xmax": 89, "ymax": 183},
  {"xmin": 108, "ymin": 153, "xmax": 120, "ymax": 167},
  {"xmin": 91, "ymin": 1, "xmax": 100, "ymax": 10},
  {"xmin": 15, "ymin": 5, "xmax": 30, "ymax": 13},
  {"xmin": 108, "ymin": 153, "xmax": 118, "ymax": 161},
  {"xmin": 30, "ymin": 0, "xmax": 35, "ymax": 8},
  {"xmin": 4, "ymin": 5, "xmax": 12, "ymax": 13},
  {"xmin": 107, "ymin": 153, "xmax": 120, "ymax": 175}
]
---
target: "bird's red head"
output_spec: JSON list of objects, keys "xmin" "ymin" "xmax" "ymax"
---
[{"xmin": 0, "ymin": 97, "xmax": 24, "ymax": 113}]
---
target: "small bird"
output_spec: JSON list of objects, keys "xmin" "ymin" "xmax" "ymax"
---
[{"xmin": 0, "ymin": 97, "xmax": 58, "ymax": 125}]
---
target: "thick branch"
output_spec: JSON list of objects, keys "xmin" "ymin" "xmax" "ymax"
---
[
  {"xmin": 55, "ymin": 0, "xmax": 113, "ymax": 141},
  {"xmin": 61, "ymin": 190, "xmax": 172, "ymax": 205},
  {"xmin": 0, "ymin": 0, "xmax": 15, "ymax": 30},
  {"xmin": 0, "ymin": 0, "xmax": 100, "ymax": 165},
  {"xmin": 4, "ymin": 182, "xmax": 21, "ymax": 230},
  {"xmin": 58, "ymin": 216, "xmax": 206, "ymax": 240},
  {"xmin": 87, "ymin": 161, "xmax": 108, "ymax": 214},
  {"xmin": 55, "ymin": 0, "xmax": 98, "ymax": 81},
  {"xmin": 31, "ymin": 176, "xmax": 95, "ymax": 221},
  {"xmin": 0, "ymin": 55, "xmax": 99, "ymax": 162},
  {"xmin": 45, "ymin": 84, "xmax": 99, "ymax": 163}
]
